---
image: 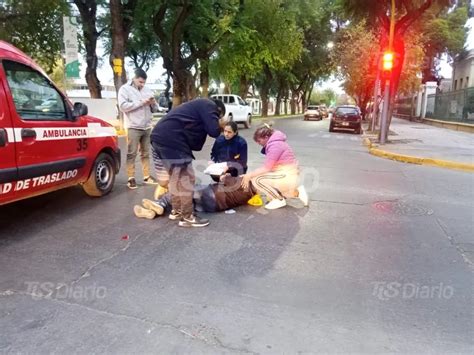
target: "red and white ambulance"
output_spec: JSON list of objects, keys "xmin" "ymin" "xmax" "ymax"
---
[{"xmin": 0, "ymin": 41, "xmax": 121, "ymax": 205}]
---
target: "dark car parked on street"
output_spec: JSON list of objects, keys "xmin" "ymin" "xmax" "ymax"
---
[{"xmin": 329, "ymin": 105, "xmax": 362, "ymax": 134}]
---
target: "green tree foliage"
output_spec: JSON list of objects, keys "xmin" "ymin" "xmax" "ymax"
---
[
  {"xmin": 0, "ymin": 0, "xmax": 69, "ymax": 74},
  {"xmin": 73, "ymin": 0, "xmax": 108, "ymax": 98},
  {"xmin": 310, "ymin": 88, "xmax": 337, "ymax": 106},
  {"xmin": 332, "ymin": 21, "xmax": 379, "ymax": 117},
  {"xmin": 49, "ymin": 58, "xmax": 73, "ymax": 91},
  {"xmin": 150, "ymin": 0, "xmax": 239, "ymax": 105},
  {"xmin": 337, "ymin": 0, "xmax": 456, "ymax": 136},
  {"xmin": 398, "ymin": 31, "xmax": 424, "ymax": 95},
  {"xmin": 420, "ymin": 3, "xmax": 468, "ymax": 80},
  {"xmin": 287, "ymin": 0, "xmax": 334, "ymax": 113},
  {"xmin": 211, "ymin": 0, "xmax": 303, "ymax": 114}
]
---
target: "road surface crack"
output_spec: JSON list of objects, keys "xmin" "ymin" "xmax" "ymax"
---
[
  {"xmin": 435, "ymin": 218, "xmax": 474, "ymax": 271},
  {"xmin": 69, "ymin": 231, "xmax": 150, "ymax": 286}
]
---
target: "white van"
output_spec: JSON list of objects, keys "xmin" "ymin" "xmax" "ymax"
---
[{"xmin": 211, "ymin": 94, "xmax": 252, "ymax": 128}]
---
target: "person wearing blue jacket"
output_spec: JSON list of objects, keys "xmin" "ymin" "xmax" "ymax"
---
[
  {"xmin": 150, "ymin": 98, "xmax": 226, "ymax": 228},
  {"xmin": 210, "ymin": 121, "xmax": 248, "ymax": 181}
]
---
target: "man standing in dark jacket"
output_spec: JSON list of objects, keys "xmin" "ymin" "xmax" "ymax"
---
[{"xmin": 150, "ymin": 98, "xmax": 226, "ymax": 227}]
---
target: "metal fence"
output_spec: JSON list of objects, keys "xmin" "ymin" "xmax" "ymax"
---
[
  {"xmin": 426, "ymin": 87, "xmax": 474, "ymax": 123},
  {"xmin": 394, "ymin": 96, "xmax": 416, "ymax": 116}
]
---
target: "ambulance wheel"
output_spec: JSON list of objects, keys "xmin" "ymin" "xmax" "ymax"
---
[{"xmin": 83, "ymin": 153, "xmax": 116, "ymax": 197}]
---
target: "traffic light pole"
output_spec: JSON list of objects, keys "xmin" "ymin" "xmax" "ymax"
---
[{"xmin": 380, "ymin": 79, "xmax": 390, "ymax": 145}]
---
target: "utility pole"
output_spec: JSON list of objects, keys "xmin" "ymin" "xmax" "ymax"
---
[{"xmin": 379, "ymin": 0, "xmax": 396, "ymax": 145}]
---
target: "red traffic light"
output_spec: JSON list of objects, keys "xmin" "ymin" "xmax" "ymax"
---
[{"xmin": 382, "ymin": 52, "xmax": 394, "ymax": 71}]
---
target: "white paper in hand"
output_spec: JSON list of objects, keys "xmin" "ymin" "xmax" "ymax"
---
[{"xmin": 204, "ymin": 162, "xmax": 228, "ymax": 175}]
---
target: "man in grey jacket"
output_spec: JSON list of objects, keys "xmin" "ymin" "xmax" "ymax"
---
[{"xmin": 118, "ymin": 68, "xmax": 158, "ymax": 189}]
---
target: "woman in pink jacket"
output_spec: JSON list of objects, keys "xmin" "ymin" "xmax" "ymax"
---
[{"xmin": 241, "ymin": 123, "xmax": 309, "ymax": 210}]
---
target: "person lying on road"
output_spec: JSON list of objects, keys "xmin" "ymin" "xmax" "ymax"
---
[{"xmin": 133, "ymin": 174, "xmax": 255, "ymax": 220}]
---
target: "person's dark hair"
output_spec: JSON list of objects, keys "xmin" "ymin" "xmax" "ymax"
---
[
  {"xmin": 211, "ymin": 98, "xmax": 226, "ymax": 118},
  {"xmin": 134, "ymin": 68, "xmax": 147, "ymax": 80},
  {"xmin": 225, "ymin": 121, "xmax": 238, "ymax": 134},
  {"xmin": 253, "ymin": 122, "xmax": 274, "ymax": 142}
]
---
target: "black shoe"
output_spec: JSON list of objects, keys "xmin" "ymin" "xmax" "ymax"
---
[
  {"xmin": 168, "ymin": 209, "xmax": 182, "ymax": 221},
  {"xmin": 127, "ymin": 178, "xmax": 137, "ymax": 189},
  {"xmin": 143, "ymin": 176, "xmax": 159, "ymax": 185},
  {"xmin": 178, "ymin": 214, "xmax": 209, "ymax": 227}
]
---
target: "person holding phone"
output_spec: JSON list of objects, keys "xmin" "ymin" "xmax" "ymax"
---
[{"xmin": 118, "ymin": 68, "xmax": 159, "ymax": 189}]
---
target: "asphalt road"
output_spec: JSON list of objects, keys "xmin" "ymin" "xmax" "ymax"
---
[{"xmin": 1, "ymin": 116, "xmax": 473, "ymax": 353}]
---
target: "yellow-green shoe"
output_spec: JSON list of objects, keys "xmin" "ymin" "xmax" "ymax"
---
[
  {"xmin": 134, "ymin": 205, "xmax": 156, "ymax": 219},
  {"xmin": 154, "ymin": 185, "xmax": 169, "ymax": 200},
  {"xmin": 142, "ymin": 199, "xmax": 164, "ymax": 216}
]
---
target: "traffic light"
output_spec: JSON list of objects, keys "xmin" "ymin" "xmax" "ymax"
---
[{"xmin": 382, "ymin": 51, "xmax": 394, "ymax": 71}]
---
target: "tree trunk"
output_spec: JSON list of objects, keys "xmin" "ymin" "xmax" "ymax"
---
[
  {"xmin": 172, "ymin": 69, "xmax": 187, "ymax": 107},
  {"xmin": 275, "ymin": 94, "xmax": 281, "ymax": 116},
  {"xmin": 200, "ymin": 59, "xmax": 209, "ymax": 97},
  {"xmin": 186, "ymin": 70, "xmax": 197, "ymax": 100},
  {"xmin": 301, "ymin": 94, "xmax": 307, "ymax": 112},
  {"xmin": 261, "ymin": 85, "xmax": 269, "ymax": 117},
  {"xmin": 290, "ymin": 93, "xmax": 297, "ymax": 114},
  {"xmin": 109, "ymin": 0, "xmax": 133, "ymax": 93},
  {"xmin": 239, "ymin": 75, "xmax": 248, "ymax": 99},
  {"xmin": 73, "ymin": 0, "xmax": 102, "ymax": 98}
]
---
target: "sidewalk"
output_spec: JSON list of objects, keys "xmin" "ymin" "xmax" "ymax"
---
[{"xmin": 363, "ymin": 117, "xmax": 474, "ymax": 171}]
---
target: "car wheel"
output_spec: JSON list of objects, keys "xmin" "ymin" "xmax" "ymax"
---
[
  {"xmin": 82, "ymin": 153, "xmax": 116, "ymax": 197},
  {"xmin": 244, "ymin": 114, "xmax": 252, "ymax": 129},
  {"xmin": 329, "ymin": 122, "xmax": 335, "ymax": 132},
  {"xmin": 355, "ymin": 125, "xmax": 362, "ymax": 134},
  {"xmin": 228, "ymin": 114, "xmax": 233, "ymax": 122}
]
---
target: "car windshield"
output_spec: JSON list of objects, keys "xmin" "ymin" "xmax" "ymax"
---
[
  {"xmin": 307, "ymin": 106, "xmax": 319, "ymax": 110},
  {"xmin": 336, "ymin": 107, "xmax": 358, "ymax": 115}
]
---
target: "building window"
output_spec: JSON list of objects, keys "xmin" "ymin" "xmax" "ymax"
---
[
  {"xmin": 460, "ymin": 78, "xmax": 463, "ymax": 89},
  {"xmin": 466, "ymin": 77, "xmax": 469, "ymax": 88}
]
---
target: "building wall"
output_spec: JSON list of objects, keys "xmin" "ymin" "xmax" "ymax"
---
[{"xmin": 452, "ymin": 49, "xmax": 474, "ymax": 90}]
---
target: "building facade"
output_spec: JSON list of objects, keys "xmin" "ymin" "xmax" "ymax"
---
[{"xmin": 452, "ymin": 49, "xmax": 474, "ymax": 91}]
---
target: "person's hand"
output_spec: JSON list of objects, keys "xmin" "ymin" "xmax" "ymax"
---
[
  {"xmin": 241, "ymin": 174, "xmax": 251, "ymax": 190},
  {"xmin": 218, "ymin": 117, "xmax": 227, "ymax": 129},
  {"xmin": 143, "ymin": 97, "xmax": 155, "ymax": 106},
  {"xmin": 219, "ymin": 173, "xmax": 230, "ymax": 182}
]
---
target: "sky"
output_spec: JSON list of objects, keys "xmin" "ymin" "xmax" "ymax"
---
[{"xmin": 80, "ymin": 17, "xmax": 474, "ymax": 93}]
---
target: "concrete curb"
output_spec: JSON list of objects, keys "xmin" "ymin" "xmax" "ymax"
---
[{"xmin": 363, "ymin": 138, "xmax": 474, "ymax": 173}]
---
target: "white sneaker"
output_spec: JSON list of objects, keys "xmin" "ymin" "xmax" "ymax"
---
[
  {"xmin": 297, "ymin": 185, "xmax": 309, "ymax": 206},
  {"xmin": 264, "ymin": 198, "xmax": 287, "ymax": 210}
]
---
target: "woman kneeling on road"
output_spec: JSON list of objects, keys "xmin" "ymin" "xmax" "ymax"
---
[
  {"xmin": 210, "ymin": 121, "xmax": 248, "ymax": 182},
  {"xmin": 240, "ymin": 123, "xmax": 309, "ymax": 210}
]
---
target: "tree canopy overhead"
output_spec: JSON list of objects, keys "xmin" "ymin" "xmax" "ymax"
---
[{"xmin": 0, "ymin": 0, "xmax": 69, "ymax": 74}]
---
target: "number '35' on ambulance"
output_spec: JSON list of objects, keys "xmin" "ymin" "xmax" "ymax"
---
[{"xmin": 0, "ymin": 41, "xmax": 121, "ymax": 206}]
